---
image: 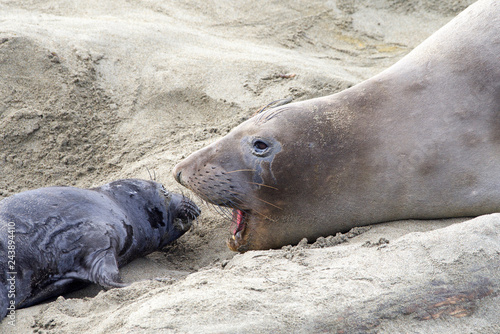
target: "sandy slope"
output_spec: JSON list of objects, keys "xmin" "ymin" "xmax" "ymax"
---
[{"xmin": 2, "ymin": 0, "xmax": 499, "ymax": 333}]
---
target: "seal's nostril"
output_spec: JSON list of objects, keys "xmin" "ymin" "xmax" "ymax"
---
[{"xmin": 175, "ymin": 171, "xmax": 182, "ymax": 184}]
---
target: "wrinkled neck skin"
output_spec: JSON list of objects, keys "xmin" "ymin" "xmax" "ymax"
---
[
  {"xmin": 174, "ymin": 0, "xmax": 500, "ymax": 251},
  {"xmin": 97, "ymin": 180, "xmax": 189, "ymax": 263}
]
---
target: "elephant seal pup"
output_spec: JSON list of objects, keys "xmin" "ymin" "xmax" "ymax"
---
[
  {"xmin": 173, "ymin": 0, "xmax": 500, "ymax": 252},
  {"xmin": 0, "ymin": 179, "xmax": 200, "ymax": 319}
]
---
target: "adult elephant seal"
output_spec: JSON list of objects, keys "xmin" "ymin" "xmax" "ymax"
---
[
  {"xmin": 173, "ymin": 0, "xmax": 500, "ymax": 252},
  {"xmin": 0, "ymin": 179, "xmax": 199, "ymax": 320}
]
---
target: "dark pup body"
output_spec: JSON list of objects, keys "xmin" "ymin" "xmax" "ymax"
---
[{"xmin": 0, "ymin": 179, "xmax": 199, "ymax": 319}]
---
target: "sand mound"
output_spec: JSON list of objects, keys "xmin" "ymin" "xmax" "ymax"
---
[
  {"xmin": 3, "ymin": 0, "xmax": 497, "ymax": 333},
  {"xmin": 29, "ymin": 215, "xmax": 500, "ymax": 333}
]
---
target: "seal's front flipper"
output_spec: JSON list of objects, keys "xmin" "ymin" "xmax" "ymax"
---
[
  {"xmin": 88, "ymin": 251, "xmax": 128, "ymax": 289},
  {"xmin": 97, "ymin": 276, "xmax": 128, "ymax": 289}
]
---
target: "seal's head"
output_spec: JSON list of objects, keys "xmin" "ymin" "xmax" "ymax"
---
[
  {"xmin": 173, "ymin": 98, "xmax": 357, "ymax": 252},
  {"xmin": 98, "ymin": 179, "xmax": 200, "ymax": 247}
]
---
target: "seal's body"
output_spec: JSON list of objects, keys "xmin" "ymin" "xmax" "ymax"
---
[
  {"xmin": 173, "ymin": 0, "xmax": 500, "ymax": 252},
  {"xmin": 0, "ymin": 179, "xmax": 199, "ymax": 319}
]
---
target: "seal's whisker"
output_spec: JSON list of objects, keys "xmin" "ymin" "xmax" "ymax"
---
[
  {"xmin": 244, "ymin": 182, "xmax": 279, "ymax": 190},
  {"xmin": 220, "ymin": 206, "xmax": 240, "ymax": 221},
  {"xmin": 226, "ymin": 189, "xmax": 283, "ymax": 211},
  {"xmin": 146, "ymin": 167, "xmax": 153, "ymax": 181},
  {"xmin": 215, "ymin": 195, "xmax": 242, "ymax": 212},
  {"xmin": 178, "ymin": 181, "xmax": 276, "ymax": 222},
  {"xmin": 212, "ymin": 204, "xmax": 232, "ymax": 219},
  {"xmin": 240, "ymin": 205, "xmax": 276, "ymax": 222},
  {"xmin": 145, "ymin": 167, "xmax": 159, "ymax": 182},
  {"xmin": 189, "ymin": 193, "xmax": 218, "ymax": 214},
  {"xmin": 201, "ymin": 200, "xmax": 224, "ymax": 216},
  {"xmin": 193, "ymin": 191, "xmax": 277, "ymax": 224},
  {"xmin": 225, "ymin": 169, "xmax": 256, "ymax": 174},
  {"xmin": 218, "ymin": 205, "xmax": 233, "ymax": 215},
  {"xmin": 213, "ymin": 193, "xmax": 248, "ymax": 214},
  {"xmin": 195, "ymin": 192, "xmax": 235, "ymax": 220},
  {"xmin": 220, "ymin": 201, "xmax": 260, "ymax": 221},
  {"xmin": 215, "ymin": 180, "xmax": 278, "ymax": 191}
]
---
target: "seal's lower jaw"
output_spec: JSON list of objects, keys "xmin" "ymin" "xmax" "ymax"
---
[{"xmin": 228, "ymin": 209, "xmax": 250, "ymax": 252}]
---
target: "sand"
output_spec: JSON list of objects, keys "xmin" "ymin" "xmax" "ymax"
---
[{"xmin": 1, "ymin": 0, "xmax": 499, "ymax": 333}]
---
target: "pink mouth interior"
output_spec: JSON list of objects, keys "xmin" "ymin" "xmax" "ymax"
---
[{"xmin": 231, "ymin": 209, "xmax": 246, "ymax": 235}]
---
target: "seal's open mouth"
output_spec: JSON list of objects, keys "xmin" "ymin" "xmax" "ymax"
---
[{"xmin": 231, "ymin": 209, "xmax": 247, "ymax": 244}]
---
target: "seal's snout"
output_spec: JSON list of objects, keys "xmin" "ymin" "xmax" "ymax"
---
[
  {"xmin": 172, "ymin": 163, "xmax": 184, "ymax": 185},
  {"xmin": 175, "ymin": 170, "xmax": 182, "ymax": 185}
]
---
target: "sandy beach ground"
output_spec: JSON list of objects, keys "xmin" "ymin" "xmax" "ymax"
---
[{"xmin": 1, "ymin": 0, "xmax": 499, "ymax": 333}]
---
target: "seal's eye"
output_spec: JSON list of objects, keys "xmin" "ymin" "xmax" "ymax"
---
[
  {"xmin": 254, "ymin": 140, "xmax": 268, "ymax": 151},
  {"xmin": 252, "ymin": 140, "xmax": 271, "ymax": 157}
]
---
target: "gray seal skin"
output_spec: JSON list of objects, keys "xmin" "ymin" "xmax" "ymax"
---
[
  {"xmin": 173, "ymin": 0, "xmax": 500, "ymax": 252},
  {"xmin": 0, "ymin": 179, "xmax": 200, "ymax": 319}
]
